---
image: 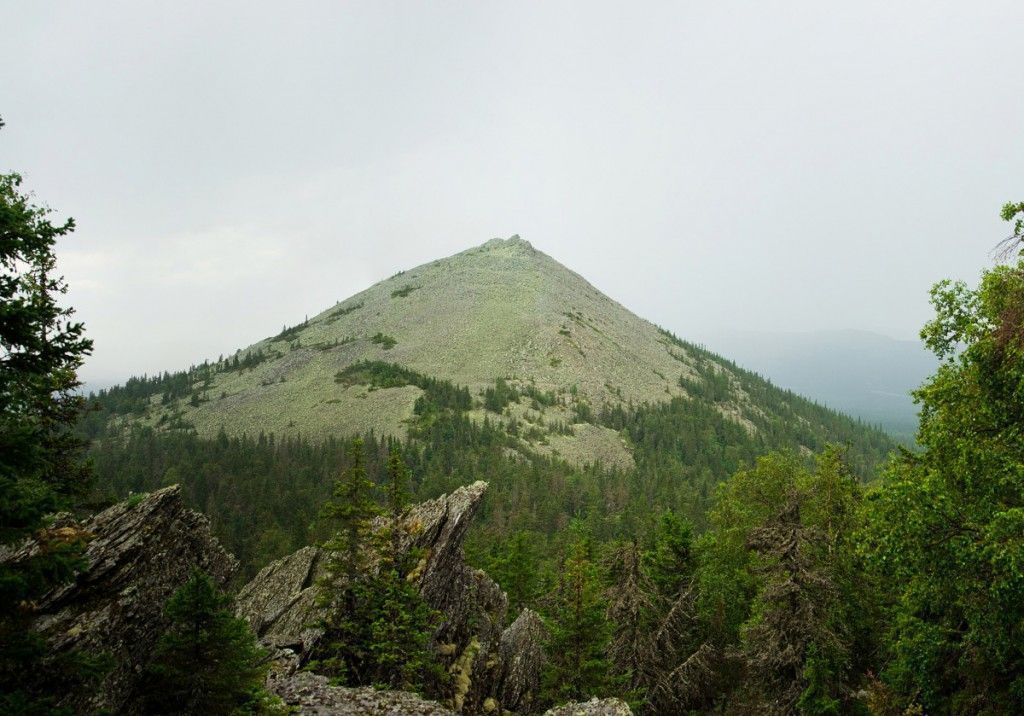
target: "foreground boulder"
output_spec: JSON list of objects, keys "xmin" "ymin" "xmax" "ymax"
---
[
  {"xmin": 3, "ymin": 485, "xmax": 236, "ymax": 713},
  {"xmin": 544, "ymin": 697, "xmax": 634, "ymax": 716},
  {"xmin": 496, "ymin": 608, "xmax": 548, "ymax": 713},
  {"xmin": 237, "ymin": 480, "xmax": 548, "ymax": 713},
  {"xmin": 274, "ymin": 671, "xmax": 457, "ymax": 715}
]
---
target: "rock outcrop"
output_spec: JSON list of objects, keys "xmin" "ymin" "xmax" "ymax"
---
[
  {"xmin": 496, "ymin": 608, "xmax": 548, "ymax": 713},
  {"xmin": 237, "ymin": 480, "xmax": 549, "ymax": 714},
  {"xmin": 543, "ymin": 697, "xmax": 634, "ymax": 716},
  {"xmin": 3, "ymin": 486, "xmax": 236, "ymax": 713}
]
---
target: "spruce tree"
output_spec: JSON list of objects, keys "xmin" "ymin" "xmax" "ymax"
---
[
  {"xmin": 313, "ymin": 444, "xmax": 442, "ymax": 693},
  {"xmin": 604, "ymin": 540, "xmax": 659, "ymax": 703},
  {"xmin": 313, "ymin": 437, "xmax": 382, "ymax": 683},
  {"xmin": 140, "ymin": 569, "xmax": 270, "ymax": 715},
  {"xmin": 490, "ymin": 530, "xmax": 541, "ymax": 614},
  {"xmin": 0, "ymin": 117, "xmax": 99, "ymax": 712},
  {"xmin": 541, "ymin": 536, "xmax": 616, "ymax": 705},
  {"xmin": 643, "ymin": 510, "xmax": 693, "ymax": 600}
]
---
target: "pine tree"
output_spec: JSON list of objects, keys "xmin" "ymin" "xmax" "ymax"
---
[
  {"xmin": 140, "ymin": 569, "xmax": 270, "ymax": 715},
  {"xmin": 0, "ymin": 117, "xmax": 100, "ymax": 712},
  {"xmin": 313, "ymin": 445, "xmax": 443, "ymax": 693},
  {"xmin": 542, "ymin": 537, "xmax": 616, "ymax": 705},
  {"xmin": 604, "ymin": 540, "xmax": 659, "ymax": 703},
  {"xmin": 313, "ymin": 437, "xmax": 382, "ymax": 683}
]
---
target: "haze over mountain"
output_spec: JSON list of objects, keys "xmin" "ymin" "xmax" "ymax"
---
[{"xmin": 699, "ymin": 330, "xmax": 937, "ymax": 442}]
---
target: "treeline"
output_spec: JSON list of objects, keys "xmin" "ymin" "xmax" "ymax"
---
[{"xmin": 79, "ymin": 348, "xmax": 278, "ymax": 431}]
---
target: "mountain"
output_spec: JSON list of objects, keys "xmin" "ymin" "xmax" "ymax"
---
[
  {"xmin": 698, "ymin": 330, "xmax": 936, "ymax": 442},
  {"xmin": 84, "ymin": 236, "xmax": 893, "ymax": 576},
  {"xmin": 93, "ymin": 237, "xmax": 888, "ymax": 467}
]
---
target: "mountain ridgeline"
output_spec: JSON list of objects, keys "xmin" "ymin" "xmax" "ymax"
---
[{"xmin": 83, "ymin": 237, "xmax": 892, "ymax": 576}]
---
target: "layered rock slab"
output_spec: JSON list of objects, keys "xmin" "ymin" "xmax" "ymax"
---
[{"xmin": 3, "ymin": 485, "xmax": 236, "ymax": 713}]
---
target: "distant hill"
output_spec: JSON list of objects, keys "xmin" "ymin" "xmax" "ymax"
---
[{"xmin": 697, "ymin": 330, "xmax": 936, "ymax": 442}]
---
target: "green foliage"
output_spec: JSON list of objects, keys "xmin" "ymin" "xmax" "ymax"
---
[
  {"xmin": 335, "ymin": 361, "xmax": 472, "ymax": 417},
  {"xmin": 370, "ymin": 332, "xmax": 397, "ymax": 350},
  {"xmin": 312, "ymin": 442, "xmax": 444, "ymax": 693},
  {"xmin": 0, "ymin": 138, "xmax": 99, "ymax": 711},
  {"xmin": 999, "ymin": 200, "xmax": 1024, "ymax": 255},
  {"xmin": 271, "ymin": 319, "xmax": 308, "ymax": 342},
  {"xmin": 139, "ymin": 569, "xmax": 272, "ymax": 715},
  {"xmin": 483, "ymin": 378, "xmax": 519, "ymax": 413},
  {"xmin": 326, "ymin": 301, "xmax": 364, "ymax": 322},
  {"xmin": 483, "ymin": 530, "xmax": 542, "ymax": 614},
  {"xmin": 695, "ymin": 448, "xmax": 871, "ymax": 712},
  {"xmin": 643, "ymin": 510, "xmax": 693, "ymax": 600},
  {"xmin": 541, "ymin": 535, "xmax": 618, "ymax": 706},
  {"xmin": 319, "ymin": 437, "xmax": 381, "ymax": 583},
  {"xmin": 391, "ymin": 284, "xmax": 418, "ymax": 298},
  {"xmin": 861, "ymin": 257, "xmax": 1024, "ymax": 714}
]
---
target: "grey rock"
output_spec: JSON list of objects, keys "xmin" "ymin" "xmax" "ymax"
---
[
  {"xmin": 273, "ymin": 671, "xmax": 457, "ymax": 715},
  {"xmin": 5, "ymin": 485, "xmax": 236, "ymax": 714},
  {"xmin": 235, "ymin": 544, "xmax": 323, "ymax": 653},
  {"xmin": 496, "ymin": 608, "xmax": 548, "ymax": 713},
  {"xmin": 544, "ymin": 697, "xmax": 634, "ymax": 716}
]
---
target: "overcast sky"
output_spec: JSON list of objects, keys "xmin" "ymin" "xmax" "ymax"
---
[{"xmin": 3, "ymin": 1, "xmax": 1021, "ymax": 384}]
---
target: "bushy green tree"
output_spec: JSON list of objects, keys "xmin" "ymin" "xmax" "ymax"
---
[
  {"xmin": 488, "ymin": 530, "xmax": 541, "ymax": 614},
  {"xmin": 695, "ymin": 449, "xmax": 870, "ymax": 713},
  {"xmin": 0, "ymin": 117, "xmax": 99, "ymax": 713},
  {"xmin": 861, "ymin": 243, "xmax": 1024, "ymax": 713},
  {"xmin": 542, "ymin": 535, "xmax": 617, "ymax": 705},
  {"xmin": 140, "ymin": 569, "xmax": 272, "ymax": 715},
  {"xmin": 643, "ymin": 509, "xmax": 693, "ymax": 600}
]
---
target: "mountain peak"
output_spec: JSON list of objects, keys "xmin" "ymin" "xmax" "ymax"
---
[{"xmin": 480, "ymin": 235, "xmax": 535, "ymax": 254}]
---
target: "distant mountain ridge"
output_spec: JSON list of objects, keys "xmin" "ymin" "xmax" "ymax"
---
[{"xmin": 699, "ymin": 330, "xmax": 936, "ymax": 442}]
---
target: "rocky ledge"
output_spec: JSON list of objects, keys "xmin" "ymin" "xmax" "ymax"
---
[
  {"xmin": 544, "ymin": 697, "xmax": 634, "ymax": 716},
  {"xmin": 2, "ymin": 485, "xmax": 236, "ymax": 713},
  {"xmin": 237, "ymin": 480, "xmax": 548, "ymax": 714}
]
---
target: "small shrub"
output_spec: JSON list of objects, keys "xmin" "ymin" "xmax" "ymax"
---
[
  {"xmin": 326, "ymin": 302, "xmax": 363, "ymax": 323},
  {"xmin": 371, "ymin": 333, "xmax": 397, "ymax": 350},
  {"xmin": 391, "ymin": 284, "xmax": 418, "ymax": 298}
]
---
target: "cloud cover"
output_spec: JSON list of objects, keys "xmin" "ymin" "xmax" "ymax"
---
[{"xmin": 2, "ymin": 1, "xmax": 1021, "ymax": 383}]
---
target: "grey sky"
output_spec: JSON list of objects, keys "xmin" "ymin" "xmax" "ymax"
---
[{"xmin": 3, "ymin": 1, "xmax": 1021, "ymax": 384}]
